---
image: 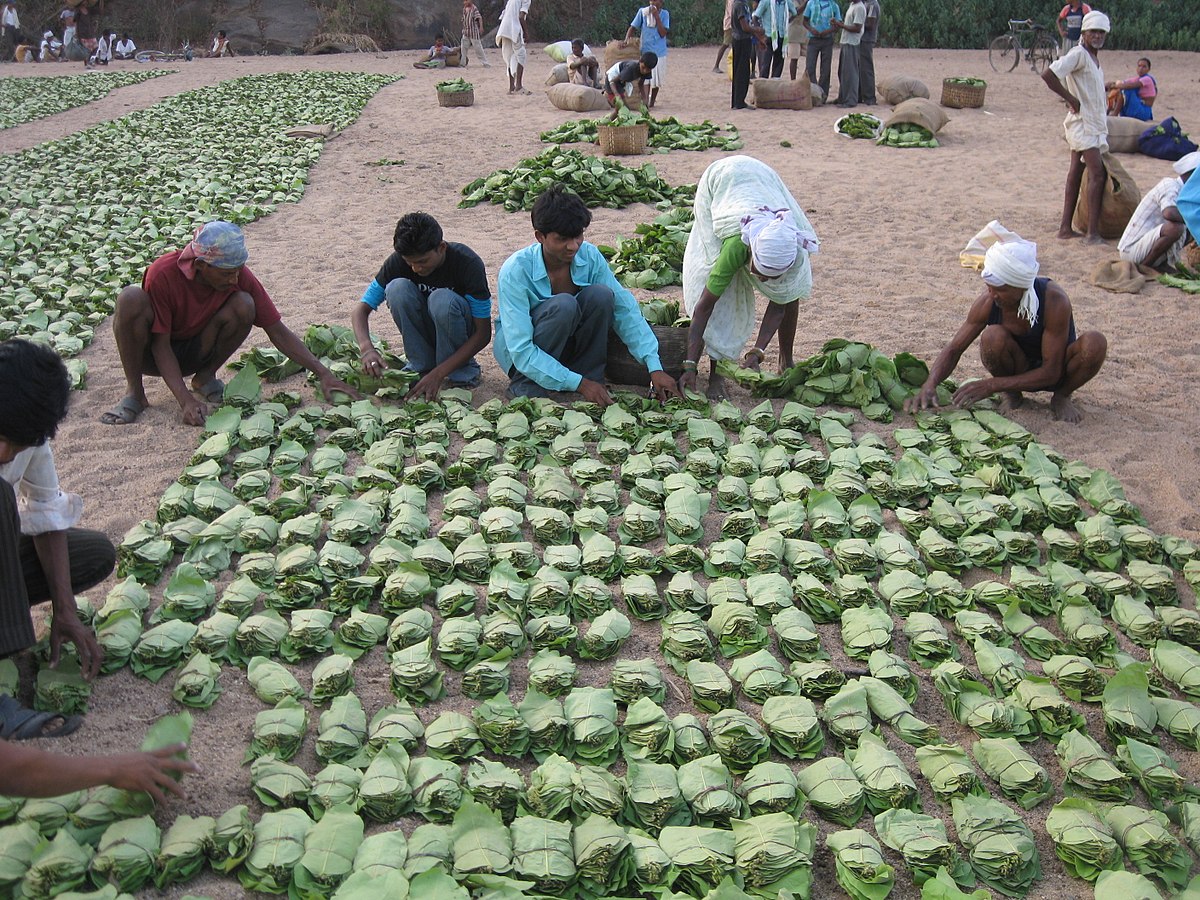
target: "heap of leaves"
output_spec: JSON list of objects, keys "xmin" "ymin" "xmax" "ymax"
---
[
  {"xmin": 1159, "ymin": 264, "xmax": 1200, "ymax": 295},
  {"xmin": 597, "ymin": 207, "xmax": 694, "ymax": 291},
  {"xmin": 459, "ymin": 146, "xmax": 695, "ymax": 212},
  {"xmin": 540, "ymin": 115, "xmax": 743, "ymax": 153},
  {"xmin": 0, "ymin": 70, "xmax": 171, "ymax": 130},
  {"xmin": 7, "ymin": 331, "xmax": 1200, "ymax": 897},
  {"xmin": 0, "ymin": 72, "xmax": 398, "ymax": 387}
]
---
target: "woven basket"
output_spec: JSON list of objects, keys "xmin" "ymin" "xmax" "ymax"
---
[
  {"xmin": 597, "ymin": 123, "xmax": 648, "ymax": 155},
  {"xmin": 436, "ymin": 88, "xmax": 474, "ymax": 107},
  {"xmin": 941, "ymin": 78, "xmax": 986, "ymax": 108},
  {"xmin": 606, "ymin": 325, "xmax": 688, "ymax": 385}
]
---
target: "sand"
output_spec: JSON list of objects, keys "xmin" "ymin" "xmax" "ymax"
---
[{"xmin": 4, "ymin": 43, "xmax": 1200, "ymax": 898}]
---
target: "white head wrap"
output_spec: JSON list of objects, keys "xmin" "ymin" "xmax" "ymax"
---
[
  {"xmin": 1081, "ymin": 10, "xmax": 1110, "ymax": 32},
  {"xmin": 739, "ymin": 206, "xmax": 820, "ymax": 277},
  {"xmin": 981, "ymin": 232, "xmax": 1041, "ymax": 326},
  {"xmin": 1174, "ymin": 151, "xmax": 1200, "ymax": 176}
]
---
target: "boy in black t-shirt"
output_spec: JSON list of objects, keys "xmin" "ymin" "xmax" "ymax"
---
[
  {"xmin": 604, "ymin": 51, "xmax": 658, "ymax": 109},
  {"xmin": 351, "ymin": 212, "xmax": 492, "ymax": 400}
]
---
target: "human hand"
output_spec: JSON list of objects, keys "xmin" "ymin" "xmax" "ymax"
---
[
  {"xmin": 106, "ymin": 744, "xmax": 199, "ymax": 805},
  {"xmin": 903, "ymin": 383, "xmax": 940, "ymax": 413},
  {"xmin": 360, "ymin": 346, "xmax": 385, "ymax": 378},
  {"xmin": 318, "ymin": 373, "xmax": 362, "ymax": 402},
  {"xmin": 678, "ymin": 369, "xmax": 698, "ymax": 393},
  {"xmin": 181, "ymin": 398, "xmax": 207, "ymax": 427},
  {"xmin": 577, "ymin": 378, "xmax": 614, "ymax": 407},
  {"xmin": 951, "ymin": 379, "xmax": 994, "ymax": 408},
  {"xmin": 649, "ymin": 370, "xmax": 682, "ymax": 403},
  {"xmin": 406, "ymin": 371, "xmax": 446, "ymax": 402},
  {"xmin": 741, "ymin": 347, "xmax": 765, "ymax": 371},
  {"xmin": 50, "ymin": 616, "xmax": 102, "ymax": 681}
]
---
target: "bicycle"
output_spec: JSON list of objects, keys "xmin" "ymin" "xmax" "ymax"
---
[
  {"xmin": 135, "ymin": 41, "xmax": 193, "ymax": 63},
  {"xmin": 989, "ymin": 19, "xmax": 1058, "ymax": 74}
]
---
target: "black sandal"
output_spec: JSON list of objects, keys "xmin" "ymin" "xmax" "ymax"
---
[{"xmin": 0, "ymin": 694, "xmax": 83, "ymax": 740}]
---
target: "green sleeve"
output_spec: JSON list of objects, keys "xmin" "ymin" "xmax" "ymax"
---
[{"xmin": 705, "ymin": 235, "xmax": 751, "ymax": 297}]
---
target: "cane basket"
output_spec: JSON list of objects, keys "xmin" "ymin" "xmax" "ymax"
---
[
  {"xmin": 597, "ymin": 123, "xmax": 649, "ymax": 155},
  {"xmin": 437, "ymin": 88, "xmax": 474, "ymax": 107},
  {"xmin": 941, "ymin": 78, "xmax": 986, "ymax": 108},
  {"xmin": 606, "ymin": 325, "xmax": 688, "ymax": 385}
]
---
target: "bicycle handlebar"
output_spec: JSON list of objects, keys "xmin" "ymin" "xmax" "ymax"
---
[{"xmin": 1007, "ymin": 18, "xmax": 1037, "ymax": 27}]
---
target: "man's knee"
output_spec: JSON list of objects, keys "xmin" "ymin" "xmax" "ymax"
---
[
  {"xmin": 536, "ymin": 294, "xmax": 581, "ymax": 323},
  {"xmin": 1072, "ymin": 330, "xmax": 1108, "ymax": 365},
  {"xmin": 426, "ymin": 288, "xmax": 466, "ymax": 323},
  {"xmin": 979, "ymin": 324, "xmax": 1022, "ymax": 371},
  {"xmin": 978, "ymin": 324, "xmax": 1011, "ymax": 353},
  {"xmin": 114, "ymin": 285, "xmax": 153, "ymax": 322},
  {"xmin": 217, "ymin": 291, "xmax": 256, "ymax": 327},
  {"xmin": 384, "ymin": 278, "xmax": 423, "ymax": 314},
  {"xmin": 578, "ymin": 285, "xmax": 615, "ymax": 317}
]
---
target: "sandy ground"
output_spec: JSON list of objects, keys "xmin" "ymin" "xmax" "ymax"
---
[{"xmin": 4, "ymin": 43, "xmax": 1200, "ymax": 898}]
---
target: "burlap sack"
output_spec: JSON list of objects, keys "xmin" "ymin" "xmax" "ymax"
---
[
  {"xmin": 1107, "ymin": 116, "xmax": 1156, "ymax": 154},
  {"xmin": 883, "ymin": 97, "xmax": 949, "ymax": 134},
  {"xmin": 604, "ymin": 39, "xmax": 640, "ymax": 71},
  {"xmin": 1073, "ymin": 152, "xmax": 1140, "ymax": 239},
  {"xmin": 1088, "ymin": 259, "xmax": 1152, "ymax": 294},
  {"xmin": 751, "ymin": 75, "xmax": 812, "ymax": 110},
  {"xmin": 545, "ymin": 63, "xmax": 569, "ymax": 86},
  {"xmin": 546, "ymin": 83, "xmax": 610, "ymax": 113},
  {"xmin": 877, "ymin": 75, "xmax": 929, "ymax": 106},
  {"xmin": 444, "ymin": 49, "xmax": 462, "ymax": 67}
]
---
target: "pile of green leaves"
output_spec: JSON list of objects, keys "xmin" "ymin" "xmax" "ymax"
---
[
  {"xmin": 598, "ymin": 207, "xmax": 694, "ymax": 290},
  {"xmin": 837, "ymin": 113, "xmax": 882, "ymax": 139},
  {"xmin": 541, "ymin": 115, "xmax": 743, "ymax": 153},
  {"xmin": 0, "ymin": 72, "xmax": 397, "ymax": 380},
  {"xmin": 878, "ymin": 123, "xmax": 939, "ymax": 148},
  {"xmin": 459, "ymin": 147, "xmax": 695, "ymax": 212},
  {"xmin": 0, "ymin": 70, "xmax": 171, "ymax": 130},
  {"xmin": 1159, "ymin": 264, "xmax": 1200, "ymax": 295},
  {"xmin": 435, "ymin": 77, "xmax": 473, "ymax": 93},
  {"xmin": 944, "ymin": 77, "xmax": 987, "ymax": 87}
]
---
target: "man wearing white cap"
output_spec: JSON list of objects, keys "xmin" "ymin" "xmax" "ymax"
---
[
  {"xmin": 907, "ymin": 227, "xmax": 1107, "ymax": 424},
  {"xmin": 1118, "ymin": 152, "xmax": 1199, "ymax": 273},
  {"xmin": 1043, "ymin": 9, "xmax": 1110, "ymax": 245}
]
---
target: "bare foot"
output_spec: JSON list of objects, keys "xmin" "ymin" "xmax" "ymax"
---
[
  {"xmin": 1057, "ymin": 228, "xmax": 1083, "ymax": 240},
  {"xmin": 1083, "ymin": 234, "xmax": 1105, "ymax": 246},
  {"xmin": 707, "ymin": 372, "xmax": 728, "ymax": 401},
  {"xmin": 997, "ymin": 391, "xmax": 1024, "ymax": 412},
  {"xmin": 1051, "ymin": 393, "xmax": 1082, "ymax": 423}
]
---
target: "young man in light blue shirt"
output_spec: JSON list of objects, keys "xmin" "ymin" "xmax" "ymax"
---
[
  {"xmin": 495, "ymin": 185, "xmax": 681, "ymax": 406},
  {"xmin": 625, "ymin": 0, "xmax": 670, "ymax": 108},
  {"xmin": 802, "ymin": 0, "xmax": 841, "ymax": 99}
]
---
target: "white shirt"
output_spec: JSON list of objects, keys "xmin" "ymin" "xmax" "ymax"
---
[
  {"xmin": 1, "ymin": 6, "xmax": 19, "ymax": 28},
  {"xmin": 840, "ymin": 0, "xmax": 866, "ymax": 46},
  {"xmin": 115, "ymin": 38, "xmax": 135, "ymax": 54},
  {"xmin": 1119, "ymin": 176, "xmax": 1182, "ymax": 253},
  {"xmin": 496, "ymin": 0, "xmax": 530, "ymax": 44},
  {"xmin": 1049, "ymin": 43, "xmax": 1107, "ymax": 151},
  {"xmin": 0, "ymin": 444, "xmax": 83, "ymax": 536},
  {"xmin": 94, "ymin": 34, "xmax": 111, "ymax": 61}
]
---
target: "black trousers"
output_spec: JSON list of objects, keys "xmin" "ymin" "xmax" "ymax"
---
[
  {"xmin": 731, "ymin": 37, "xmax": 753, "ymax": 108},
  {"xmin": 758, "ymin": 35, "xmax": 784, "ymax": 79},
  {"xmin": 0, "ymin": 478, "xmax": 116, "ymax": 656}
]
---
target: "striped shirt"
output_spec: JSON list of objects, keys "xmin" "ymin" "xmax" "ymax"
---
[
  {"xmin": 462, "ymin": 2, "xmax": 484, "ymax": 40},
  {"xmin": 1118, "ymin": 176, "xmax": 1182, "ymax": 255}
]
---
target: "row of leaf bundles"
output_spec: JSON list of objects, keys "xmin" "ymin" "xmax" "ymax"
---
[{"xmin": 877, "ymin": 122, "xmax": 939, "ymax": 148}]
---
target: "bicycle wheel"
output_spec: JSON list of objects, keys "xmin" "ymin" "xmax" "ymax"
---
[
  {"xmin": 1030, "ymin": 34, "xmax": 1058, "ymax": 73},
  {"xmin": 988, "ymin": 35, "xmax": 1019, "ymax": 73},
  {"xmin": 134, "ymin": 49, "xmax": 166, "ymax": 63}
]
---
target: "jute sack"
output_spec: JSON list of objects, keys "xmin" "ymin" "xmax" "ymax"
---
[
  {"xmin": 877, "ymin": 75, "xmax": 930, "ymax": 106},
  {"xmin": 546, "ymin": 63, "xmax": 569, "ymax": 86},
  {"xmin": 884, "ymin": 97, "xmax": 949, "ymax": 134},
  {"xmin": 1107, "ymin": 116, "xmax": 1156, "ymax": 154},
  {"xmin": 751, "ymin": 75, "xmax": 812, "ymax": 110},
  {"xmin": 1073, "ymin": 152, "xmax": 1140, "ymax": 239},
  {"xmin": 547, "ymin": 83, "xmax": 610, "ymax": 112},
  {"xmin": 604, "ymin": 39, "xmax": 640, "ymax": 71}
]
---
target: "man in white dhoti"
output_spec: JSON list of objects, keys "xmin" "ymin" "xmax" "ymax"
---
[
  {"xmin": 496, "ymin": 0, "xmax": 531, "ymax": 94},
  {"xmin": 1042, "ymin": 10, "xmax": 1110, "ymax": 245},
  {"xmin": 679, "ymin": 155, "xmax": 819, "ymax": 399}
]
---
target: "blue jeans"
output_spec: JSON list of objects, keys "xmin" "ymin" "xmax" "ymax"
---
[
  {"xmin": 507, "ymin": 284, "xmax": 615, "ymax": 397},
  {"xmin": 385, "ymin": 278, "xmax": 481, "ymax": 384}
]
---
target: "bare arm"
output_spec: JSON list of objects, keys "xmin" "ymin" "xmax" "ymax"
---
[
  {"xmin": 0, "ymin": 741, "xmax": 197, "ymax": 804},
  {"xmin": 350, "ymin": 301, "xmax": 384, "ymax": 377},
  {"xmin": 1042, "ymin": 67, "xmax": 1080, "ymax": 114},
  {"xmin": 150, "ymin": 333, "xmax": 206, "ymax": 425},
  {"xmin": 746, "ymin": 300, "xmax": 799, "ymax": 369},
  {"xmin": 679, "ymin": 286, "xmax": 721, "ymax": 391},
  {"xmin": 262, "ymin": 320, "xmax": 361, "ymax": 401},
  {"xmin": 905, "ymin": 293, "xmax": 990, "ymax": 411},
  {"xmin": 1163, "ymin": 205, "xmax": 1183, "ymax": 224},
  {"xmin": 33, "ymin": 530, "xmax": 102, "ymax": 680}
]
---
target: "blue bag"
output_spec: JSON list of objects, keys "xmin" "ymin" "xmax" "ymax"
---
[{"xmin": 1138, "ymin": 117, "xmax": 1199, "ymax": 161}]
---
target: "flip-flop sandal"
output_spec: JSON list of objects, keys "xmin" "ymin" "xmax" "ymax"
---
[
  {"xmin": 194, "ymin": 377, "xmax": 226, "ymax": 404},
  {"xmin": 99, "ymin": 394, "xmax": 146, "ymax": 426},
  {"xmin": 0, "ymin": 694, "xmax": 83, "ymax": 740}
]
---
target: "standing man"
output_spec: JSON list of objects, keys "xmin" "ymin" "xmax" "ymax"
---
[
  {"xmin": 831, "ymin": 0, "xmax": 864, "ymax": 107},
  {"xmin": 352, "ymin": 212, "xmax": 492, "ymax": 401},
  {"xmin": 729, "ymin": 0, "xmax": 764, "ymax": 109},
  {"xmin": 495, "ymin": 185, "xmax": 682, "ymax": 406},
  {"xmin": 858, "ymin": 0, "xmax": 879, "ymax": 103},
  {"xmin": 802, "ymin": 0, "xmax": 840, "ymax": 101},
  {"xmin": 1, "ymin": 2, "xmax": 21, "ymax": 60},
  {"xmin": 1043, "ymin": 10, "xmax": 1109, "ymax": 244},
  {"xmin": 1117, "ymin": 152, "xmax": 1198, "ymax": 273},
  {"xmin": 496, "ymin": 0, "xmax": 530, "ymax": 94},
  {"xmin": 753, "ymin": 0, "xmax": 794, "ymax": 79},
  {"xmin": 1056, "ymin": 0, "xmax": 1090, "ymax": 55},
  {"xmin": 713, "ymin": 0, "xmax": 735, "ymax": 74},
  {"xmin": 625, "ymin": 0, "xmax": 669, "ymax": 109},
  {"xmin": 460, "ymin": 0, "xmax": 490, "ymax": 67},
  {"xmin": 101, "ymin": 221, "xmax": 357, "ymax": 426}
]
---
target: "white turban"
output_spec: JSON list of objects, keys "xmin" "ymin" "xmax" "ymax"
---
[
  {"xmin": 1081, "ymin": 10, "xmax": 1110, "ymax": 32},
  {"xmin": 739, "ymin": 206, "xmax": 820, "ymax": 277},
  {"xmin": 981, "ymin": 233, "xmax": 1041, "ymax": 326},
  {"xmin": 1174, "ymin": 151, "xmax": 1200, "ymax": 176}
]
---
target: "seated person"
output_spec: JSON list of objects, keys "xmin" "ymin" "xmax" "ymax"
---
[
  {"xmin": 210, "ymin": 29, "xmax": 233, "ymax": 57},
  {"xmin": 39, "ymin": 30, "xmax": 63, "ymax": 61},
  {"xmin": 101, "ymin": 221, "xmax": 356, "ymax": 426},
  {"xmin": 566, "ymin": 38, "xmax": 601, "ymax": 88},
  {"xmin": 351, "ymin": 212, "xmax": 492, "ymax": 400},
  {"xmin": 1118, "ymin": 152, "xmax": 1198, "ymax": 273},
  {"xmin": 114, "ymin": 32, "xmax": 135, "ymax": 59},
  {"xmin": 604, "ymin": 51, "xmax": 657, "ymax": 110},
  {"xmin": 1106, "ymin": 57, "xmax": 1156, "ymax": 120},
  {"xmin": 414, "ymin": 34, "xmax": 450, "ymax": 68},
  {"xmin": 905, "ymin": 230, "xmax": 1106, "ymax": 424},
  {"xmin": 86, "ymin": 27, "xmax": 112, "ymax": 66},
  {"xmin": 494, "ymin": 183, "xmax": 682, "ymax": 406}
]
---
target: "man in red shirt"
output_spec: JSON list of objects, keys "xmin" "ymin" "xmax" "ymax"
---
[{"xmin": 101, "ymin": 221, "xmax": 356, "ymax": 426}]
